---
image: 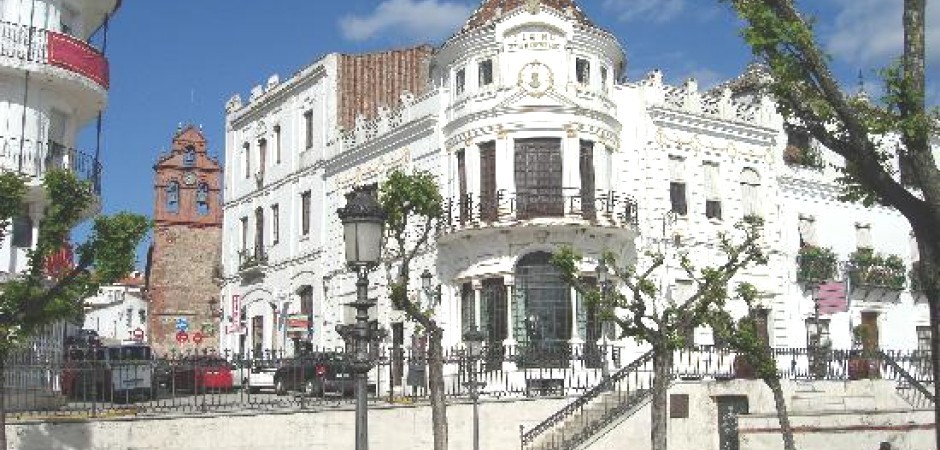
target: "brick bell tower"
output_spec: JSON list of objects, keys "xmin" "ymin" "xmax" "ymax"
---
[{"xmin": 146, "ymin": 125, "xmax": 223, "ymax": 355}]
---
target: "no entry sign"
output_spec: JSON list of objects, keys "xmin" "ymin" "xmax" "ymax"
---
[{"xmin": 176, "ymin": 330, "xmax": 189, "ymax": 344}]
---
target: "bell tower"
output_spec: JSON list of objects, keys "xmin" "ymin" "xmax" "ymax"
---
[{"xmin": 147, "ymin": 125, "xmax": 223, "ymax": 354}]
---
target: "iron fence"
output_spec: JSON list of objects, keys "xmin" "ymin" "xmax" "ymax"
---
[{"xmin": 1, "ymin": 345, "xmax": 932, "ymax": 421}]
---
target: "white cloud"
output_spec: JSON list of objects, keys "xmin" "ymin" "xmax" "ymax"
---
[
  {"xmin": 825, "ymin": 0, "xmax": 940, "ymax": 65},
  {"xmin": 339, "ymin": 0, "xmax": 474, "ymax": 42},
  {"xmin": 602, "ymin": 0, "xmax": 685, "ymax": 24}
]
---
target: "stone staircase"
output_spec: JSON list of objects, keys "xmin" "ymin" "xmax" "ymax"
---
[
  {"xmin": 881, "ymin": 350, "xmax": 935, "ymax": 410},
  {"xmin": 521, "ymin": 350, "xmax": 655, "ymax": 450}
]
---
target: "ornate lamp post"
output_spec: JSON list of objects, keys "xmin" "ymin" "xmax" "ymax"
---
[
  {"xmin": 596, "ymin": 261, "xmax": 611, "ymax": 385},
  {"xmin": 335, "ymin": 184, "xmax": 388, "ymax": 450},
  {"xmin": 463, "ymin": 327, "xmax": 487, "ymax": 450}
]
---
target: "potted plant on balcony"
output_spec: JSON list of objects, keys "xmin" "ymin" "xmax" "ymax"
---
[
  {"xmin": 797, "ymin": 245, "xmax": 837, "ymax": 284},
  {"xmin": 847, "ymin": 324, "xmax": 879, "ymax": 380},
  {"xmin": 783, "ymin": 144, "xmax": 824, "ymax": 169},
  {"xmin": 849, "ymin": 249, "xmax": 906, "ymax": 290}
]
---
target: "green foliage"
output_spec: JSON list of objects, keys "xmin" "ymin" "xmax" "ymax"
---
[
  {"xmin": 379, "ymin": 169, "xmax": 443, "ymax": 238},
  {"xmin": 797, "ymin": 245, "xmax": 837, "ymax": 283},
  {"xmin": 709, "ymin": 284, "xmax": 778, "ymax": 380},
  {"xmin": 0, "ymin": 172, "xmax": 27, "ymax": 243},
  {"xmin": 551, "ymin": 217, "xmax": 768, "ymax": 351},
  {"xmin": 0, "ymin": 170, "xmax": 150, "ymax": 353},
  {"xmin": 849, "ymin": 248, "xmax": 907, "ymax": 290}
]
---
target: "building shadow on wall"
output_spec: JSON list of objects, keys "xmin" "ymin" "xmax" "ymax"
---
[{"xmin": 12, "ymin": 421, "xmax": 94, "ymax": 450}]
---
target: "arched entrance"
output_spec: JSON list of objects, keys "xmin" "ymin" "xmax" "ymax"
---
[{"xmin": 514, "ymin": 251, "xmax": 571, "ymax": 366}]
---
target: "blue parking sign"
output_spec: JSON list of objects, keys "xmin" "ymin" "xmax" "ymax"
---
[{"xmin": 175, "ymin": 317, "xmax": 189, "ymax": 331}]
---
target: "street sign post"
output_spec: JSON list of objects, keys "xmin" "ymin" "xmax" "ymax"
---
[
  {"xmin": 192, "ymin": 332, "xmax": 204, "ymax": 345},
  {"xmin": 132, "ymin": 328, "xmax": 145, "ymax": 342},
  {"xmin": 176, "ymin": 330, "xmax": 189, "ymax": 344}
]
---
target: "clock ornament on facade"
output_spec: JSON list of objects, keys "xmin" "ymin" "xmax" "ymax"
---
[
  {"xmin": 184, "ymin": 171, "xmax": 197, "ymax": 186},
  {"xmin": 518, "ymin": 61, "xmax": 553, "ymax": 97}
]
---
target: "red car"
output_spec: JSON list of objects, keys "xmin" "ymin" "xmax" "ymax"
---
[{"xmin": 171, "ymin": 356, "xmax": 233, "ymax": 392}]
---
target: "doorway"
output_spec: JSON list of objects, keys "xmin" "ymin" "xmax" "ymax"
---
[{"xmin": 715, "ymin": 395, "xmax": 749, "ymax": 450}]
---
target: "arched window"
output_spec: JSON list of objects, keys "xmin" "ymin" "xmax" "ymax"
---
[
  {"xmin": 514, "ymin": 251, "xmax": 571, "ymax": 366},
  {"xmin": 740, "ymin": 168, "xmax": 761, "ymax": 218},
  {"xmin": 183, "ymin": 146, "xmax": 196, "ymax": 166},
  {"xmin": 166, "ymin": 181, "xmax": 180, "ymax": 214},
  {"xmin": 196, "ymin": 182, "xmax": 210, "ymax": 216}
]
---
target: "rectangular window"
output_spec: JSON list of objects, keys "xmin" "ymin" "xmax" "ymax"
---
[
  {"xmin": 300, "ymin": 191, "xmax": 311, "ymax": 236},
  {"xmin": 11, "ymin": 215, "xmax": 32, "ymax": 248},
  {"xmin": 254, "ymin": 207, "xmax": 264, "ymax": 257},
  {"xmin": 580, "ymin": 140, "xmax": 596, "ymax": 220},
  {"xmin": 299, "ymin": 286, "xmax": 314, "ymax": 316},
  {"xmin": 741, "ymin": 168, "xmax": 762, "ymax": 218},
  {"xmin": 798, "ymin": 215, "xmax": 817, "ymax": 247},
  {"xmin": 457, "ymin": 149, "xmax": 468, "ymax": 224},
  {"xmin": 704, "ymin": 161, "xmax": 721, "ymax": 220},
  {"xmin": 514, "ymin": 138, "xmax": 564, "ymax": 219},
  {"xmin": 576, "ymin": 58, "xmax": 590, "ymax": 85},
  {"xmin": 455, "ymin": 68, "xmax": 466, "ymax": 95},
  {"xmin": 126, "ymin": 308, "xmax": 133, "ymax": 327},
  {"xmin": 806, "ymin": 318, "xmax": 831, "ymax": 349},
  {"xmin": 271, "ymin": 204, "xmax": 280, "ymax": 245},
  {"xmin": 461, "ymin": 283, "xmax": 475, "ymax": 334},
  {"xmin": 243, "ymin": 143, "xmax": 251, "ymax": 179},
  {"xmin": 480, "ymin": 141, "xmax": 497, "ymax": 222},
  {"xmin": 240, "ymin": 216, "xmax": 249, "ymax": 252},
  {"xmin": 274, "ymin": 125, "xmax": 281, "ymax": 164},
  {"xmin": 304, "ymin": 110, "xmax": 313, "ymax": 149},
  {"xmin": 258, "ymin": 139, "xmax": 267, "ymax": 175},
  {"xmin": 917, "ymin": 326, "xmax": 931, "ymax": 353},
  {"xmin": 669, "ymin": 156, "xmax": 687, "ymax": 216},
  {"xmin": 600, "ymin": 66, "xmax": 609, "ymax": 90},
  {"xmin": 479, "ymin": 59, "xmax": 493, "ymax": 87},
  {"xmin": 855, "ymin": 223, "xmax": 873, "ymax": 250}
]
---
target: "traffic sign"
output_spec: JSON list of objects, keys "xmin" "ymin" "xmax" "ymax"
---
[
  {"xmin": 132, "ymin": 328, "xmax": 145, "ymax": 342},
  {"xmin": 176, "ymin": 330, "xmax": 189, "ymax": 344},
  {"xmin": 192, "ymin": 332, "xmax": 204, "ymax": 345},
  {"xmin": 175, "ymin": 317, "xmax": 189, "ymax": 332}
]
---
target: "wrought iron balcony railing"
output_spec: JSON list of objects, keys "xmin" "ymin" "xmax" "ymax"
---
[
  {"xmin": 442, "ymin": 188, "xmax": 638, "ymax": 233},
  {"xmin": 0, "ymin": 20, "xmax": 109, "ymax": 89},
  {"xmin": 0, "ymin": 136, "xmax": 102, "ymax": 194},
  {"xmin": 238, "ymin": 249, "xmax": 268, "ymax": 275}
]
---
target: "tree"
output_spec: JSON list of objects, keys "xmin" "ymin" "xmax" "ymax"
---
[
  {"xmin": 0, "ymin": 170, "xmax": 150, "ymax": 447},
  {"xmin": 722, "ymin": 0, "xmax": 940, "ymax": 442},
  {"xmin": 377, "ymin": 169, "xmax": 448, "ymax": 450},
  {"xmin": 709, "ymin": 283, "xmax": 797, "ymax": 450},
  {"xmin": 551, "ymin": 217, "xmax": 767, "ymax": 450}
]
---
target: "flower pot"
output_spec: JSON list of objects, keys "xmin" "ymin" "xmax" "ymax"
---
[{"xmin": 847, "ymin": 358, "xmax": 880, "ymax": 380}]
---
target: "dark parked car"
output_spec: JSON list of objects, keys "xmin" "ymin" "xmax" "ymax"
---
[{"xmin": 272, "ymin": 352, "xmax": 354, "ymax": 397}]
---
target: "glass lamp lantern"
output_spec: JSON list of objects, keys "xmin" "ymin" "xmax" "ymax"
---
[
  {"xmin": 337, "ymin": 183, "xmax": 387, "ymax": 268},
  {"xmin": 463, "ymin": 327, "xmax": 485, "ymax": 359},
  {"xmin": 421, "ymin": 269, "xmax": 433, "ymax": 291},
  {"xmin": 596, "ymin": 260, "xmax": 609, "ymax": 286}
]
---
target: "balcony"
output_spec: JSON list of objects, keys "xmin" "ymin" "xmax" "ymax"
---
[
  {"xmin": 441, "ymin": 188, "xmax": 638, "ymax": 234},
  {"xmin": 796, "ymin": 245, "xmax": 838, "ymax": 285},
  {"xmin": 0, "ymin": 21, "xmax": 109, "ymax": 89},
  {"xmin": 0, "ymin": 136, "xmax": 102, "ymax": 194},
  {"xmin": 849, "ymin": 249, "xmax": 906, "ymax": 291},
  {"xmin": 238, "ymin": 249, "xmax": 268, "ymax": 279}
]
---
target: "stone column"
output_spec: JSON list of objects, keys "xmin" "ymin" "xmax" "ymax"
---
[
  {"xmin": 466, "ymin": 143, "xmax": 481, "ymax": 209},
  {"xmin": 503, "ymin": 275, "xmax": 516, "ymax": 346},
  {"xmin": 563, "ymin": 131, "xmax": 581, "ymax": 204},
  {"xmin": 496, "ymin": 135, "xmax": 514, "ymax": 213},
  {"xmin": 569, "ymin": 286, "xmax": 583, "ymax": 344},
  {"xmin": 472, "ymin": 279, "xmax": 482, "ymax": 332}
]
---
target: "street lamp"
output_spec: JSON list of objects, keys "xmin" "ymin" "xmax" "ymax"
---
[
  {"xmin": 596, "ymin": 261, "xmax": 611, "ymax": 386},
  {"xmin": 420, "ymin": 269, "xmax": 442, "ymax": 307},
  {"xmin": 335, "ymin": 183, "xmax": 388, "ymax": 450},
  {"xmin": 463, "ymin": 327, "xmax": 487, "ymax": 450}
]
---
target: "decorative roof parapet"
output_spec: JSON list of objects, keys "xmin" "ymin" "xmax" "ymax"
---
[
  {"xmin": 640, "ymin": 69, "xmax": 778, "ymax": 128},
  {"xmin": 332, "ymin": 90, "xmax": 437, "ymax": 152}
]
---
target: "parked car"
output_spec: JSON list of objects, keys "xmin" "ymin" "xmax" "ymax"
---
[
  {"xmin": 171, "ymin": 356, "xmax": 234, "ymax": 392},
  {"xmin": 60, "ymin": 344, "xmax": 153, "ymax": 402},
  {"xmin": 272, "ymin": 352, "xmax": 354, "ymax": 397}
]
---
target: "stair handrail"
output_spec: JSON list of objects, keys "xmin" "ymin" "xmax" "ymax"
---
[
  {"xmin": 879, "ymin": 350, "xmax": 935, "ymax": 405},
  {"xmin": 520, "ymin": 349, "xmax": 655, "ymax": 447}
]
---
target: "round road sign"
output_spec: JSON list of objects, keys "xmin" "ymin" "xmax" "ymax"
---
[
  {"xmin": 192, "ymin": 332, "xmax": 204, "ymax": 345},
  {"xmin": 176, "ymin": 330, "xmax": 189, "ymax": 344},
  {"xmin": 132, "ymin": 328, "xmax": 145, "ymax": 341}
]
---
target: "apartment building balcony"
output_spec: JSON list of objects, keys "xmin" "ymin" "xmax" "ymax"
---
[
  {"xmin": 0, "ymin": 20, "xmax": 110, "ymax": 91},
  {"xmin": 0, "ymin": 136, "xmax": 102, "ymax": 195},
  {"xmin": 440, "ymin": 188, "xmax": 638, "ymax": 240},
  {"xmin": 238, "ymin": 249, "xmax": 268, "ymax": 280}
]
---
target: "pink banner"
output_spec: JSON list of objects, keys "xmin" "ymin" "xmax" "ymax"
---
[
  {"xmin": 815, "ymin": 281, "xmax": 848, "ymax": 315},
  {"xmin": 47, "ymin": 32, "xmax": 110, "ymax": 89}
]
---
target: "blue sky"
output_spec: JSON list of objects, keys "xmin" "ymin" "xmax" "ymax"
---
[{"xmin": 84, "ymin": 0, "xmax": 937, "ymax": 267}]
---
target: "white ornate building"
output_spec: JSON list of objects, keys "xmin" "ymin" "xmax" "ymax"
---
[
  {"xmin": 218, "ymin": 0, "xmax": 931, "ymax": 362},
  {"xmin": 0, "ymin": 0, "xmax": 118, "ymax": 278}
]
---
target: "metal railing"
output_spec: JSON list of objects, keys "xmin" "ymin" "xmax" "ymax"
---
[
  {"xmin": 0, "ymin": 20, "xmax": 109, "ymax": 88},
  {"xmin": 880, "ymin": 350, "xmax": 934, "ymax": 409},
  {"xmin": 0, "ymin": 136, "xmax": 102, "ymax": 194},
  {"xmin": 442, "ymin": 188, "xmax": 638, "ymax": 233}
]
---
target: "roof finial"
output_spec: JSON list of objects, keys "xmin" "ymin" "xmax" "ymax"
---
[{"xmin": 526, "ymin": 0, "xmax": 541, "ymax": 14}]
